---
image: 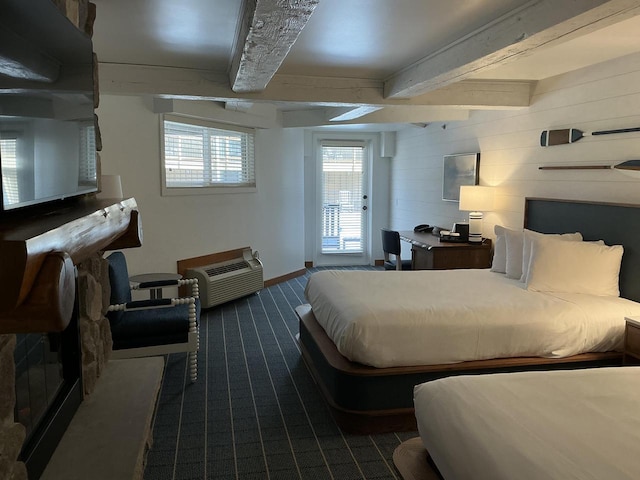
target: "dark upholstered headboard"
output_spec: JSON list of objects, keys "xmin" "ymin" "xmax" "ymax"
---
[{"xmin": 524, "ymin": 198, "xmax": 640, "ymax": 303}]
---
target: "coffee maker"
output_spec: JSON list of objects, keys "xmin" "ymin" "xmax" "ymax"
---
[{"xmin": 451, "ymin": 222, "xmax": 469, "ymax": 241}]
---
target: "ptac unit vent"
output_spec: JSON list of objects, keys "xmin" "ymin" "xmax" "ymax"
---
[{"xmin": 185, "ymin": 248, "xmax": 264, "ymax": 308}]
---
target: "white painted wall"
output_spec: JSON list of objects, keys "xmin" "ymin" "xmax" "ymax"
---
[
  {"xmin": 390, "ymin": 52, "xmax": 640, "ymax": 259},
  {"xmin": 96, "ymin": 95, "xmax": 305, "ymax": 280},
  {"xmin": 99, "ymin": 47, "xmax": 640, "ymax": 276}
]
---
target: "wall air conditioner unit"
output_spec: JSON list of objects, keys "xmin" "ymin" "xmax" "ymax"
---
[{"xmin": 185, "ymin": 248, "xmax": 264, "ymax": 309}]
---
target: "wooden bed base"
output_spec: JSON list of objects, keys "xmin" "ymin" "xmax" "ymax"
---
[
  {"xmin": 296, "ymin": 304, "xmax": 622, "ymax": 434},
  {"xmin": 393, "ymin": 437, "xmax": 443, "ymax": 480},
  {"xmin": 297, "ymin": 199, "xmax": 640, "ymax": 434}
]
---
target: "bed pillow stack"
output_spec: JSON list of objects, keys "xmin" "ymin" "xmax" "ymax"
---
[{"xmin": 491, "ymin": 226, "xmax": 623, "ymax": 296}]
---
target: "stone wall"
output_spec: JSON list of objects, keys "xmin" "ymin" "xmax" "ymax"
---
[
  {"xmin": 0, "ymin": 252, "xmax": 112, "ymax": 479},
  {"xmin": 78, "ymin": 255, "xmax": 112, "ymax": 395}
]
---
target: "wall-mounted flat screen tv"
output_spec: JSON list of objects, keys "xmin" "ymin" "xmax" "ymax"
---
[{"xmin": 0, "ymin": 0, "xmax": 97, "ymax": 213}]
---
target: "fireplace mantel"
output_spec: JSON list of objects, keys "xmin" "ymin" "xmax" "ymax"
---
[{"xmin": 0, "ymin": 197, "xmax": 142, "ymax": 334}]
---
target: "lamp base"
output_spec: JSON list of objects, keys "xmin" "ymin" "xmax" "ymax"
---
[{"xmin": 468, "ymin": 211, "xmax": 483, "ymax": 243}]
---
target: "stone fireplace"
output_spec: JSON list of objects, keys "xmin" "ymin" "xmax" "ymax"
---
[
  {"xmin": 0, "ymin": 198, "xmax": 142, "ymax": 480},
  {"xmin": 6, "ymin": 254, "xmax": 111, "ymax": 479},
  {"xmin": 77, "ymin": 254, "xmax": 114, "ymax": 396},
  {"xmin": 0, "ymin": 2, "xmax": 134, "ymax": 478}
]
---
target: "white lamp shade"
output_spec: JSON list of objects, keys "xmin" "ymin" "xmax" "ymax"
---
[
  {"xmin": 458, "ymin": 185, "xmax": 494, "ymax": 212},
  {"xmin": 97, "ymin": 174, "xmax": 123, "ymax": 199}
]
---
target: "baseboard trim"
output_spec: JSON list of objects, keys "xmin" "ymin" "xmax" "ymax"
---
[
  {"xmin": 374, "ymin": 259, "xmax": 384, "ymax": 266},
  {"xmin": 264, "ymin": 268, "xmax": 307, "ymax": 288}
]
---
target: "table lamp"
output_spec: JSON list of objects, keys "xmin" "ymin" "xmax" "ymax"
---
[
  {"xmin": 96, "ymin": 174, "xmax": 123, "ymax": 199},
  {"xmin": 459, "ymin": 185, "xmax": 494, "ymax": 243}
]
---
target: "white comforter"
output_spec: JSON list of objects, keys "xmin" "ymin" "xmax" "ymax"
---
[
  {"xmin": 304, "ymin": 269, "xmax": 640, "ymax": 367},
  {"xmin": 414, "ymin": 367, "xmax": 640, "ymax": 480}
]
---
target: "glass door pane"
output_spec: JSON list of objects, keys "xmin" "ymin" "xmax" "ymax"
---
[{"xmin": 321, "ymin": 144, "xmax": 365, "ymax": 253}]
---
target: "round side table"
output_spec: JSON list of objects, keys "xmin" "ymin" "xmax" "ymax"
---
[{"xmin": 129, "ymin": 273, "xmax": 182, "ymax": 299}]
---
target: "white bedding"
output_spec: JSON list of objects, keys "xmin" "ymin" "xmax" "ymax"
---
[
  {"xmin": 414, "ymin": 367, "xmax": 640, "ymax": 480},
  {"xmin": 304, "ymin": 269, "xmax": 640, "ymax": 367}
]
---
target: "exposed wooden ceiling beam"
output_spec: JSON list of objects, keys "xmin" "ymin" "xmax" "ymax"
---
[
  {"xmin": 99, "ymin": 63, "xmax": 532, "ymax": 109},
  {"xmin": 224, "ymin": 100, "xmax": 254, "ymax": 113},
  {"xmin": 385, "ymin": 0, "xmax": 640, "ymax": 98},
  {"xmin": 229, "ymin": 0, "xmax": 319, "ymax": 93}
]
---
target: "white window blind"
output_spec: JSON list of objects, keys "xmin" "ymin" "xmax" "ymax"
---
[
  {"xmin": 0, "ymin": 136, "xmax": 19, "ymax": 205},
  {"xmin": 162, "ymin": 116, "xmax": 255, "ymax": 190},
  {"xmin": 321, "ymin": 141, "xmax": 365, "ymax": 253}
]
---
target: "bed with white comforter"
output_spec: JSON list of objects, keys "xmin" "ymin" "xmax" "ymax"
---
[
  {"xmin": 305, "ymin": 269, "xmax": 640, "ymax": 368},
  {"xmin": 413, "ymin": 367, "xmax": 640, "ymax": 480},
  {"xmin": 298, "ymin": 199, "xmax": 640, "ymax": 434}
]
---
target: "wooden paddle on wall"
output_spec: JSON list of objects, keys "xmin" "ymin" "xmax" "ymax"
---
[
  {"xmin": 540, "ymin": 126, "xmax": 640, "ymax": 146},
  {"xmin": 539, "ymin": 160, "xmax": 640, "ymax": 171}
]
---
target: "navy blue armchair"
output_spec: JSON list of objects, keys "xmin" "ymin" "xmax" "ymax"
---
[{"xmin": 106, "ymin": 251, "xmax": 201, "ymax": 382}]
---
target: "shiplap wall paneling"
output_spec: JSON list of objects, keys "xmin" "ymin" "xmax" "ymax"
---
[{"xmin": 391, "ymin": 51, "xmax": 640, "ymax": 245}]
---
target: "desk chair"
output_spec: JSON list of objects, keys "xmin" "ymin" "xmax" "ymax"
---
[
  {"xmin": 381, "ymin": 229, "xmax": 412, "ymax": 271},
  {"xmin": 105, "ymin": 251, "xmax": 201, "ymax": 382}
]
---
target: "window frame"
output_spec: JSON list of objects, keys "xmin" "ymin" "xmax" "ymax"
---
[{"xmin": 160, "ymin": 114, "xmax": 257, "ymax": 196}]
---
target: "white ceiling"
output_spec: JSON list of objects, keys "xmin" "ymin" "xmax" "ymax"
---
[{"xmin": 91, "ymin": 0, "xmax": 640, "ymax": 128}]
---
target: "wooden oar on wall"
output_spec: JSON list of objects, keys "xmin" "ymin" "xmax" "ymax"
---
[
  {"xmin": 539, "ymin": 160, "xmax": 640, "ymax": 171},
  {"xmin": 540, "ymin": 126, "xmax": 640, "ymax": 146}
]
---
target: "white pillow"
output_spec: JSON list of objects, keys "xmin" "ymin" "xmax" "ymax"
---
[
  {"xmin": 520, "ymin": 229, "xmax": 583, "ymax": 282},
  {"xmin": 526, "ymin": 237, "xmax": 623, "ymax": 296},
  {"xmin": 490, "ymin": 225, "xmax": 506, "ymax": 273},
  {"xmin": 504, "ymin": 228, "xmax": 524, "ymax": 279}
]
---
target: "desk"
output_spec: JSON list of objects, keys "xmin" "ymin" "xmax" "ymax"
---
[
  {"xmin": 623, "ymin": 317, "xmax": 640, "ymax": 366},
  {"xmin": 129, "ymin": 273, "xmax": 182, "ymax": 299},
  {"xmin": 399, "ymin": 231, "xmax": 492, "ymax": 270}
]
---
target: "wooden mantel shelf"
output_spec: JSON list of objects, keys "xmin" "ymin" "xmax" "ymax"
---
[{"xmin": 0, "ymin": 197, "xmax": 142, "ymax": 334}]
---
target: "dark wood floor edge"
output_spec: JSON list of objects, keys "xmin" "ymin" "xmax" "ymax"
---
[
  {"xmin": 264, "ymin": 268, "xmax": 307, "ymax": 288},
  {"xmin": 306, "ymin": 261, "xmax": 383, "ymax": 268}
]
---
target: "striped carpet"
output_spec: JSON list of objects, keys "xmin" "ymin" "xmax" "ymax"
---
[{"xmin": 143, "ymin": 266, "xmax": 417, "ymax": 480}]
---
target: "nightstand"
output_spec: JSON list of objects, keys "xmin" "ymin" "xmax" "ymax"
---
[{"xmin": 623, "ymin": 317, "xmax": 640, "ymax": 365}]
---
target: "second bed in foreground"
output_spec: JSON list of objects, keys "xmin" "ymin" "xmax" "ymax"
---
[{"xmin": 405, "ymin": 366, "xmax": 640, "ymax": 479}]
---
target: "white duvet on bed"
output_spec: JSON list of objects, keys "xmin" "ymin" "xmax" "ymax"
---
[
  {"xmin": 414, "ymin": 367, "xmax": 640, "ymax": 480},
  {"xmin": 304, "ymin": 269, "xmax": 640, "ymax": 367}
]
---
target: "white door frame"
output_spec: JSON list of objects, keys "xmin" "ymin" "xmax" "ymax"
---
[{"xmin": 313, "ymin": 132, "xmax": 376, "ymax": 266}]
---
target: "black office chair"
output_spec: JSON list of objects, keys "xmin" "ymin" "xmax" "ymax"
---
[{"xmin": 381, "ymin": 229, "xmax": 412, "ymax": 271}]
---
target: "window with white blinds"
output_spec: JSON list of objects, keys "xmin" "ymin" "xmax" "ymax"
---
[{"xmin": 162, "ymin": 115, "xmax": 255, "ymax": 193}]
